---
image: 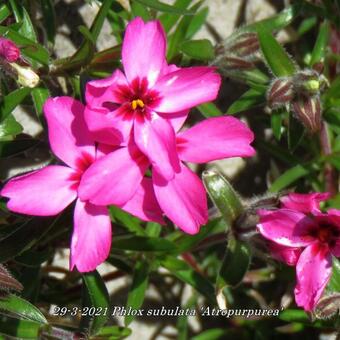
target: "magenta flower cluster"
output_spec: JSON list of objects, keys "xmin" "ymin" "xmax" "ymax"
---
[{"xmin": 1, "ymin": 18, "xmax": 255, "ymax": 272}]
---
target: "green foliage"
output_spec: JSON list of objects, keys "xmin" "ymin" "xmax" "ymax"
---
[{"xmin": 80, "ymin": 270, "xmax": 110, "ymax": 335}]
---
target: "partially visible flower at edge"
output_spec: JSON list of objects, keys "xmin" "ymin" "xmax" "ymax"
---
[
  {"xmin": 0, "ymin": 97, "xmax": 163, "ymax": 272},
  {"xmin": 0, "ymin": 37, "xmax": 20, "ymax": 62},
  {"xmin": 256, "ymin": 192, "xmax": 340, "ymax": 311}
]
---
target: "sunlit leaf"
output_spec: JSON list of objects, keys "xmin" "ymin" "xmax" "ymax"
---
[
  {"xmin": 269, "ymin": 164, "xmax": 310, "ymax": 192},
  {"xmin": 258, "ymin": 28, "xmax": 297, "ymax": 77},
  {"xmin": 159, "ymin": 0, "xmax": 193, "ymax": 32},
  {"xmin": 309, "ymin": 20, "xmax": 330, "ymax": 66},
  {"xmin": 133, "ymin": 0, "xmax": 194, "ymax": 15},
  {"xmin": 0, "ymin": 114, "xmax": 23, "ymax": 140},
  {"xmin": 0, "ymin": 294, "xmax": 47, "ymax": 324},
  {"xmin": 125, "ymin": 260, "xmax": 149, "ymax": 326},
  {"xmin": 180, "ymin": 39, "xmax": 214, "ymax": 60},
  {"xmin": 0, "ymin": 87, "xmax": 31, "ymax": 122},
  {"xmin": 80, "ymin": 270, "xmax": 110, "ymax": 335},
  {"xmin": 111, "ymin": 235, "xmax": 177, "ymax": 252},
  {"xmin": 197, "ymin": 102, "xmax": 223, "ymax": 117}
]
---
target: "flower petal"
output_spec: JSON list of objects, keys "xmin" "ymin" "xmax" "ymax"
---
[
  {"xmin": 122, "ymin": 17, "xmax": 166, "ymax": 87},
  {"xmin": 295, "ymin": 243, "xmax": 332, "ymax": 311},
  {"xmin": 280, "ymin": 192, "xmax": 330, "ymax": 214},
  {"xmin": 0, "ymin": 37, "xmax": 20, "ymax": 62},
  {"xmin": 331, "ymin": 239, "xmax": 340, "ymax": 257},
  {"xmin": 84, "ymin": 106, "xmax": 133, "ymax": 146},
  {"xmin": 120, "ymin": 178, "xmax": 164, "ymax": 224},
  {"xmin": 177, "ymin": 116, "xmax": 255, "ymax": 163},
  {"xmin": 1, "ymin": 165, "xmax": 77, "ymax": 216},
  {"xmin": 153, "ymin": 67, "xmax": 221, "ymax": 113},
  {"xmin": 268, "ymin": 242, "xmax": 302, "ymax": 266},
  {"xmin": 153, "ymin": 163, "xmax": 208, "ymax": 234},
  {"xmin": 85, "ymin": 69, "xmax": 128, "ymax": 108},
  {"xmin": 320, "ymin": 208, "xmax": 340, "ymax": 229},
  {"xmin": 134, "ymin": 115, "xmax": 180, "ymax": 180},
  {"xmin": 43, "ymin": 97, "xmax": 95, "ymax": 169},
  {"xmin": 78, "ymin": 144, "xmax": 149, "ymax": 206},
  {"xmin": 70, "ymin": 199, "xmax": 111, "ymax": 272},
  {"xmin": 257, "ymin": 209, "xmax": 316, "ymax": 247},
  {"xmin": 159, "ymin": 109, "xmax": 189, "ymax": 132}
]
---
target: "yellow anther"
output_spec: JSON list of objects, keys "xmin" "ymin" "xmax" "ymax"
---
[{"xmin": 131, "ymin": 99, "xmax": 145, "ymax": 110}]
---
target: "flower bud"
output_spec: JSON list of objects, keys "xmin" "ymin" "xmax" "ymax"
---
[
  {"xmin": 314, "ymin": 293, "xmax": 340, "ymax": 319},
  {"xmin": 202, "ymin": 170, "xmax": 244, "ymax": 227},
  {"xmin": 0, "ymin": 37, "xmax": 20, "ymax": 62},
  {"xmin": 226, "ymin": 32, "xmax": 260, "ymax": 59},
  {"xmin": 0, "ymin": 264, "xmax": 23, "ymax": 292},
  {"xmin": 291, "ymin": 95, "xmax": 322, "ymax": 134},
  {"xmin": 267, "ymin": 78, "xmax": 294, "ymax": 109},
  {"xmin": 222, "ymin": 56, "xmax": 255, "ymax": 70},
  {"xmin": 293, "ymin": 69, "xmax": 328, "ymax": 96},
  {"xmin": 11, "ymin": 63, "xmax": 40, "ymax": 88}
]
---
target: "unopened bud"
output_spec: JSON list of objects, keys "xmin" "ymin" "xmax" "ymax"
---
[
  {"xmin": 0, "ymin": 37, "xmax": 20, "ymax": 62},
  {"xmin": 267, "ymin": 78, "xmax": 293, "ymax": 109},
  {"xmin": 220, "ymin": 56, "xmax": 255, "ymax": 70},
  {"xmin": 291, "ymin": 95, "xmax": 321, "ymax": 133},
  {"xmin": 312, "ymin": 62, "xmax": 324, "ymax": 74},
  {"xmin": 11, "ymin": 63, "xmax": 39, "ymax": 88},
  {"xmin": 226, "ymin": 32, "xmax": 260, "ymax": 59},
  {"xmin": 293, "ymin": 69, "xmax": 328, "ymax": 96},
  {"xmin": 202, "ymin": 170, "xmax": 244, "ymax": 227},
  {"xmin": 0, "ymin": 264, "xmax": 23, "ymax": 292},
  {"xmin": 314, "ymin": 293, "xmax": 340, "ymax": 319}
]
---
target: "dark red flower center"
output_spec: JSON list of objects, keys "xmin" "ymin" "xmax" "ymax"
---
[
  {"xmin": 309, "ymin": 223, "xmax": 340, "ymax": 247},
  {"xmin": 113, "ymin": 77, "xmax": 161, "ymax": 117},
  {"xmin": 69, "ymin": 152, "xmax": 95, "ymax": 188}
]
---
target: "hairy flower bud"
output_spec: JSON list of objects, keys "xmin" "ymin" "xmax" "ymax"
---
[
  {"xmin": 314, "ymin": 293, "xmax": 340, "ymax": 319},
  {"xmin": 11, "ymin": 63, "xmax": 39, "ymax": 88},
  {"xmin": 0, "ymin": 264, "xmax": 23, "ymax": 292},
  {"xmin": 0, "ymin": 37, "xmax": 20, "ymax": 62},
  {"xmin": 267, "ymin": 78, "xmax": 294, "ymax": 109},
  {"xmin": 225, "ymin": 32, "xmax": 260, "ymax": 59},
  {"xmin": 221, "ymin": 56, "xmax": 255, "ymax": 70},
  {"xmin": 293, "ymin": 69, "xmax": 328, "ymax": 96},
  {"xmin": 291, "ymin": 95, "xmax": 322, "ymax": 133},
  {"xmin": 212, "ymin": 31, "xmax": 259, "ymax": 82},
  {"xmin": 202, "ymin": 170, "xmax": 244, "ymax": 227}
]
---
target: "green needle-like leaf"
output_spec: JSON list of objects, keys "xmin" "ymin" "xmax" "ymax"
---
[
  {"xmin": 258, "ymin": 28, "xmax": 297, "ymax": 77},
  {"xmin": 125, "ymin": 260, "xmax": 149, "ymax": 326},
  {"xmin": 80, "ymin": 270, "xmax": 110, "ymax": 335}
]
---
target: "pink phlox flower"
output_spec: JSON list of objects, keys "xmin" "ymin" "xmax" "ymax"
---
[
  {"xmin": 0, "ymin": 37, "xmax": 20, "ymax": 62},
  {"xmin": 79, "ymin": 116, "xmax": 255, "ymax": 235},
  {"xmin": 257, "ymin": 192, "xmax": 339, "ymax": 311},
  {"xmin": 84, "ymin": 17, "xmax": 221, "ymax": 181},
  {"xmin": 1, "ymin": 97, "xmax": 163, "ymax": 272}
]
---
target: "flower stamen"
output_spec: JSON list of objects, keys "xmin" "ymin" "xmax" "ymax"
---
[{"xmin": 131, "ymin": 99, "xmax": 145, "ymax": 110}]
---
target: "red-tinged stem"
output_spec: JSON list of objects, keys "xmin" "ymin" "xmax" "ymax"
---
[
  {"xmin": 181, "ymin": 253, "xmax": 204, "ymax": 275},
  {"xmin": 319, "ymin": 122, "xmax": 338, "ymax": 195},
  {"xmin": 193, "ymin": 232, "xmax": 226, "ymax": 251}
]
